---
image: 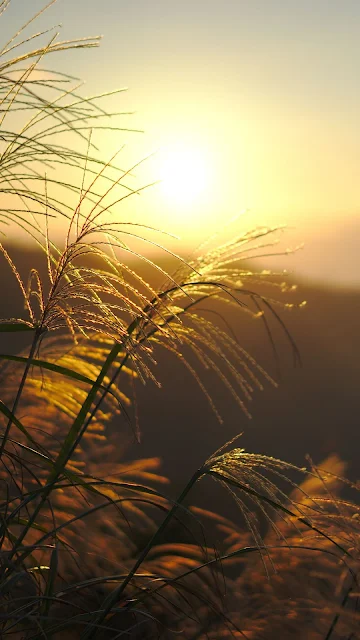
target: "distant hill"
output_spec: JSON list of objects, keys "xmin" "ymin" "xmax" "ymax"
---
[{"xmin": 0, "ymin": 243, "xmax": 359, "ymax": 509}]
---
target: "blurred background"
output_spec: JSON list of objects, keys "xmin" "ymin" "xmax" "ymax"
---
[
  {"xmin": 4, "ymin": 0, "xmax": 360, "ymax": 286},
  {"xmin": 1, "ymin": 0, "xmax": 359, "ymax": 509}
]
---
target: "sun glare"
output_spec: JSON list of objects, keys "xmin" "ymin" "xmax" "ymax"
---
[{"xmin": 159, "ymin": 144, "xmax": 209, "ymax": 207}]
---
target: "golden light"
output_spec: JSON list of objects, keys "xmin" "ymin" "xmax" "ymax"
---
[{"xmin": 159, "ymin": 143, "xmax": 210, "ymax": 207}]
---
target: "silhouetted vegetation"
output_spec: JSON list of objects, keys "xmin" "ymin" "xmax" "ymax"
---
[{"xmin": 0, "ymin": 2, "xmax": 359, "ymax": 638}]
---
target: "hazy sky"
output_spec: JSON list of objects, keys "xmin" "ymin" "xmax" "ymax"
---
[{"xmin": 4, "ymin": 1, "xmax": 360, "ymax": 286}]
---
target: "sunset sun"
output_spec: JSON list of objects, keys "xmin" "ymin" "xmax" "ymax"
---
[
  {"xmin": 159, "ymin": 144, "xmax": 209, "ymax": 207},
  {"xmin": 3, "ymin": 2, "xmax": 360, "ymax": 638}
]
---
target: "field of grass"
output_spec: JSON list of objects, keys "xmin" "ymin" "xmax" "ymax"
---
[{"xmin": 0, "ymin": 2, "xmax": 359, "ymax": 638}]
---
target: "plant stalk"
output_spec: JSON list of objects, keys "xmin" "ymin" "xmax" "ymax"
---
[
  {"xmin": 0, "ymin": 327, "xmax": 41, "ymax": 458},
  {"xmin": 82, "ymin": 467, "xmax": 204, "ymax": 639}
]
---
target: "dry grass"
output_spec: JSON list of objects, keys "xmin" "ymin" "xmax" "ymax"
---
[{"xmin": 0, "ymin": 2, "xmax": 359, "ymax": 638}]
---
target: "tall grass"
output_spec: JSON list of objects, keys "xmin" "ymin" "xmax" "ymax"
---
[{"xmin": 0, "ymin": 2, "xmax": 359, "ymax": 638}]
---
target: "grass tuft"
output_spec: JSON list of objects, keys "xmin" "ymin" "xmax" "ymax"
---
[{"xmin": 0, "ymin": 2, "xmax": 359, "ymax": 639}]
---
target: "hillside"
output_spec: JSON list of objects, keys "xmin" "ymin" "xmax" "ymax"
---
[{"xmin": 0, "ymin": 243, "xmax": 359, "ymax": 504}]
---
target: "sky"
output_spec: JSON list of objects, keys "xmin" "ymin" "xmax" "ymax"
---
[{"xmin": 3, "ymin": 0, "xmax": 360, "ymax": 287}]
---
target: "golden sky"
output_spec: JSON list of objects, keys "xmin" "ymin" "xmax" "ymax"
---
[{"xmin": 4, "ymin": 0, "xmax": 360, "ymax": 287}]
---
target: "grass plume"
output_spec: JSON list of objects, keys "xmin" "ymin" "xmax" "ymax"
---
[{"xmin": 0, "ymin": 3, "xmax": 359, "ymax": 639}]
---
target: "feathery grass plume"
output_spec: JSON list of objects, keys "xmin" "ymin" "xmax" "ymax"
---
[
  {"xmin": 0, "ymin": 229, "xmax": 305, "ymax": 639},
  {"xmin": 2, "ymin": 2, "xmax": 360, "ymax": 640},
  {"xmin": 0, "ymin": 337, "xmax": 175, "ymax": 637},
  {"xmin": 0, "ymin": 0, "xmax": 140, "ymax": 236},
  {"xmin": 0, "ymin": 221, "xmax": 306, "ymax": 639},
  {"xmin": 219, "ymin": 455, "xmax": 360, "ymax": 640},
  {"xmin": 82, "ymin": 451, "xmax": 360, "ymax": 639}
]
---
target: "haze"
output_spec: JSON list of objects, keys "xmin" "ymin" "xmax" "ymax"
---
[{"xmin": 5, "ymin": 0, "xmax": 360, "ymax": 287}]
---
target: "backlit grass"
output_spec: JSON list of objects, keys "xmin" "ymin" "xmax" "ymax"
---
[{"xmin": 0, "ymin": 2, "xmax": 359, "ymax": 638}]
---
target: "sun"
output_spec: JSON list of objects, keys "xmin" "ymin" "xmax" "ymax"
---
[{"xmin": 159, "ymin": 144, "xmax": 209, "ymax": 206}]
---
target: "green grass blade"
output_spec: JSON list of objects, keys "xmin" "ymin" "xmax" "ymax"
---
[
  {"xmin": 42, "ymin": 543, "xmax": 58, "ymax": 617},
  {"xmin": 0, "ymin": 352, "xmax": 121, "ymax": 395},
  {"xmin": 0, "ymin": 322, "xmax": 34, "ymax": 332}
]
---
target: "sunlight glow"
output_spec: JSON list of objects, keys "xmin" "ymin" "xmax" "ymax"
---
[{"xmin": 159, "ymin": 144, "xmax": 210, "ymax": 207}]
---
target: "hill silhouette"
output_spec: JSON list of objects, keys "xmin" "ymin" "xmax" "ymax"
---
[{"xmin": 0, "ymin": 243, "xmax": 359, "ymax": 510}]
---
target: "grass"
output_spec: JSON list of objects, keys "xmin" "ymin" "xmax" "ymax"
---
[{"xmin": 0, "ymin": 2, "xmax": 360, "ymax": 638}]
